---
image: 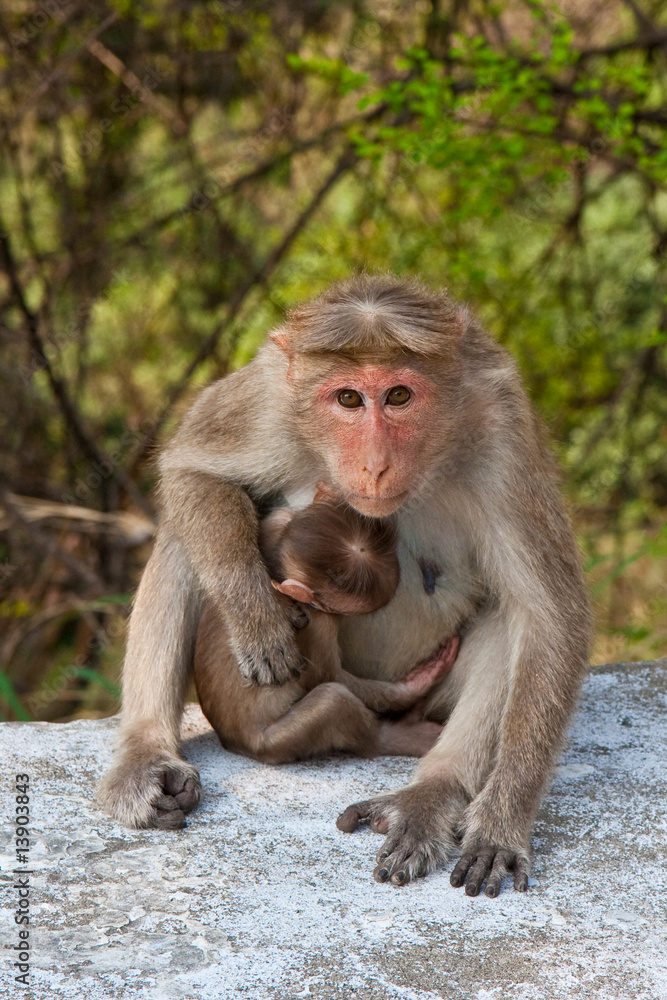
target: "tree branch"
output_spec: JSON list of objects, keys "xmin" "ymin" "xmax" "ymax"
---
[
  {"xmin": 0, "ymin": 489, "xmax": 105, "ymax": 591},
  {"xmin": 11, "ymin": 11, "xmax": 119, "ymax": 126},
  {"xmin": 85, "ymin": 34, "xmax": 186, "ymax": 134},
  {"xmin": 0, "ymin": 228, "xmax": 151, "ymax": 515},
  {"xmin": 576, "ymin": 29, "xmax": 667, "ymax": 60}
]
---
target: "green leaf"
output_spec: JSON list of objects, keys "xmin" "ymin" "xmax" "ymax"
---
[
  {"xmin": 0, "ymin": 671, "xmax": 32, "ymax": 721},
  {"xmin": 68, "ymin": 667, "xmax": 121, "ymax": 698}
]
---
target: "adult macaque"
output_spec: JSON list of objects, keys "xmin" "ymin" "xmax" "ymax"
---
[
  {"xmin": 98, "ymin": 275, "xmax": 591, "ymax": 898},
  {"xmin": 194, "ymin": 494, "xmax": 457, "ymax": 762}
]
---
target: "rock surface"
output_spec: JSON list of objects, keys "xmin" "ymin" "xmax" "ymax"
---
[{"xmin": 1, "ymin": 659, "xmax": 666, "ymax": 1000}]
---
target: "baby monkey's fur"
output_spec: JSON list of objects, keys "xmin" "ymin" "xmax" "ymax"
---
[{"xmin": 194, "ymin": 498, "xmax": 456, "ymax": 763}]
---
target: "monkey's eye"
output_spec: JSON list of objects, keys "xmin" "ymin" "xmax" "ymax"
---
[
  {"xmin": 337, "ymin": 389, "xmax": 364, "ymax": 408},
  {"xmin": 386, "ymin": 385, "xmax": 411, "ymax": 406}
]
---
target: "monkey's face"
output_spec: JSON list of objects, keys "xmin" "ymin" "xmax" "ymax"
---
[{"xmin": 304, "ymin": 363, "xmax": 440, "ymax": 517}]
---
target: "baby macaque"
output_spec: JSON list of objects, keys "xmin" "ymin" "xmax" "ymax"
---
[{"xmin": 194, "ymin": 495, "xmax": 459, "ymax": 764}]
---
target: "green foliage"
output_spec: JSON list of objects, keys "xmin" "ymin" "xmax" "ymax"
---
[
  {"xmin": 68, "ymin": 667, "xmax": 121, "ymax": 698},
  {"xmin": 1, "ymin": 0, "xmax": 666, "ymax": 719}
]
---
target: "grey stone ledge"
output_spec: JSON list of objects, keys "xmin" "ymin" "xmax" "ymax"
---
[{"xmin": 1, "ymin": 659, "xmax": 666, "ymax": 1000}]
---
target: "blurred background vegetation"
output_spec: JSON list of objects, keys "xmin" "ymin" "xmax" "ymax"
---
[{"xmin": 1, "ymin": 0, "xmax": 666, "ymax": 723}]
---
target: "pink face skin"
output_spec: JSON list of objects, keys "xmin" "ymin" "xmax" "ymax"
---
[{"xmin": 312, "ymin": 365, "xmax": 437, "ymax": 517}]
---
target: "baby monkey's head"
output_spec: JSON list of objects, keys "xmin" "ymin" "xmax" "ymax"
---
[{"xmin": 261, "ymin": 498, "xmax": 400, "ymax": 615}]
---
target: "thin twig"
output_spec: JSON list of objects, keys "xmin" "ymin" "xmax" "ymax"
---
[
  {"xmin": 121, "ymin": 105, "xmax": 388, "ymax": 247},
  {"xmin": 85, "ymin": 35, "xmax": 186, "ymax": 134},
  {"xmin": 1, "ymin": 597, "xmax": 127, "ymax": 674},
  {"xmin": 0, "ymin": 494, "xmax": 154, "ymax": 545},
  {"xmin": 0, "ymin": 228, "xmax": 152, "ymax": 516},
  {"xmin": 11, "ymin": 11, "xmax": 119, "ymax": 125},
  {"xmin": 576, "ymin": 30, "xmax": 667, "ymax": 60},
  {"xmin": 0, "ymin": 490, "xmax": 105, "ymax": 591}
]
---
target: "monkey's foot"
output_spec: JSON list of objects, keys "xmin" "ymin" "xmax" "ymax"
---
[
  {"xmin": 97, "ymin": 753, "xmax": 202, "ymax": 830},
  {"xmin": 450, "ymin": 836, "xmax": 530, "ymax": 898},
  {"xmin": 400, "ymin": 636, "xmax": 461, "ymax": 695},
  {"xmin": 336, "ymin": 781, "xmax": 465, "ymax": 886}
]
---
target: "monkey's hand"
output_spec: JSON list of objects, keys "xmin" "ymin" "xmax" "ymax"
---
[
  {"xmin": 229, "ymin": 591, "xmax": 307, "ymax": 686},
  {"xmin": 336, "ymin": 779, "xmax": 466, "ymax": 887},
  {"xmin": 97, "ymin": 750, "xmax": 201, "ymax": 830},
  {"xmin": 449, "ymin": 840, "xmax": 529, "ymax": 897}
]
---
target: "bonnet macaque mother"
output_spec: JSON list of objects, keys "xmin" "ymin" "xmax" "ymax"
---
[{"xmin": 99, "ymin": 275, "xmax": 591, "ymax": 898}]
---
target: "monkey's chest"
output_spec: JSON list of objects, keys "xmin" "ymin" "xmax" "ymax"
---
[{"xmin": 337, "ymin": 547, "xmax": 482, "ymax": 681}]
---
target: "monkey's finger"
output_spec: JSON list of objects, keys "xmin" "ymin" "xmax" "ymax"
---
[
  {"xmin": 154, "ymin": 792, "xmax": 180, "ymax": 811},
  {"xmin": 484, "ymin": 851, "xmax": 512, "ymax": 898},
  {"xmin": 441, "ymin": 635, "xmax": 461, "ymax": 669},
  {"xmin": 285, "ymin": 601, "xmax": 309, "ymax": 631},
  {"xmin": 449, "ymin": 853, "xmax": 475, "ymax": 888},
  {"xmin": 336, "ymin": 801, "xmax": 373, "ymax": 832},
  {"xmin": 154, "ymin": 812, "xmax": 187, "ymax": 830},
  {"xmin": 272, "ymin": 588, "xmax": 310, "ymax": 630},
  {"xmin": 159, "ymin": 768, "xmax": 201, "ymax": 817},
  {"xmin": 512, "ymin": 855, "xmax": 530, "ymax": 892},
  {"xmin": 463, "ymin": 852, "xmax": 494, "ymax": 896},
  {"xmin": 370, "ymin": 815, "xmax": 390, "ymax": 834},
  {"xmin": 171, "ymin": 776, "xmax": 201, "ymax": 812}
]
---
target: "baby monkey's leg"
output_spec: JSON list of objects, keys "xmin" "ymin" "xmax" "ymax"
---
[
  {"xmin": 252, "ymin": 683, "xmax": 386, "ymax": 763},
  {"xmin": 330, "ymin": 640, "xmax": 460, "ymax": 758},
  {"xmin": 337, "ymin": 637, "xmax": 460, "ymax": 714},
  {"xmin": 252, "ymin": 682, "xmax": 441, "ymax": 764}
]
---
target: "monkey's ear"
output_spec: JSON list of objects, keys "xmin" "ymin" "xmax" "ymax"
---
[
  {"xmin": 271, "ymin": 578, "xmax": 315, "ymax": 604},
  {"xmin": 268, "ymin": 327, "xmax": 293, "ymax": 354}
]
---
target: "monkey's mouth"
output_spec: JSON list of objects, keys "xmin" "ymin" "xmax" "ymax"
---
[{"xmin": 346, "ymin": 491, "xmax": 409, "ymax": 516}]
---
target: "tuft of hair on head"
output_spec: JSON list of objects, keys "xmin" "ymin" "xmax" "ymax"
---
[
  {"xmin": 284, "ymin": 274, "xmax": 465, "ymax": 358},
  {"xmin": 278, "ymin": 499, "xmax": 400, "ymax": 614}
]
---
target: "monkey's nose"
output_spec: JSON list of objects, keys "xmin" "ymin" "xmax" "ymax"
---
[{"xmin": 362, "ymin": 461, "xmax": 389, "ymax": 483}]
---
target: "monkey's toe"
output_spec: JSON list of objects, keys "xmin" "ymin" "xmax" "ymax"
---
[
  {"xmin": 162, "ymin": 770, "xmax": 201, "ymax": 812},
  {"xmin": 373, "ymin": 829, "xmax": 443, "ymax": 886},
  {"xmin": 450, "ymin": 845, "xmax": 529, "ymax": 897},
  {"xmin": 336, "ymin": 795, "xmax": 393, "ymax": 834},
  {"xmin": 336, "ymin": 803, "xmax": 366, "ymax": 832},
  {"xmin": 338, "ymin": 783, "xmax": 464, "ymax": 886},
  {"xmin": 150, "ymin": 766, "xmax": 201, "ymax": 828},
  {"xmin": 152, "ymin": 794, "xmax": 188, "ymax": 829}
]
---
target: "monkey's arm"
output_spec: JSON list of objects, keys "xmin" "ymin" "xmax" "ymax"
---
[
  {"xmin": 98, "ymin": 359, "xmax": 310, "ymax": 828},
  {"xmin": 161, "ymin": 469, "xmax": 306, "ymax": 685},
  {"xmin": 195, "ymin": 609, "xmax": 441, "ymax": 764},
  {"xmin": 446, "ymin": 488, "xmax": 591, "ymax": 896},
  {"xmin": 158, "ymin": 360, "xmax": 311, "ymax": 685}
]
